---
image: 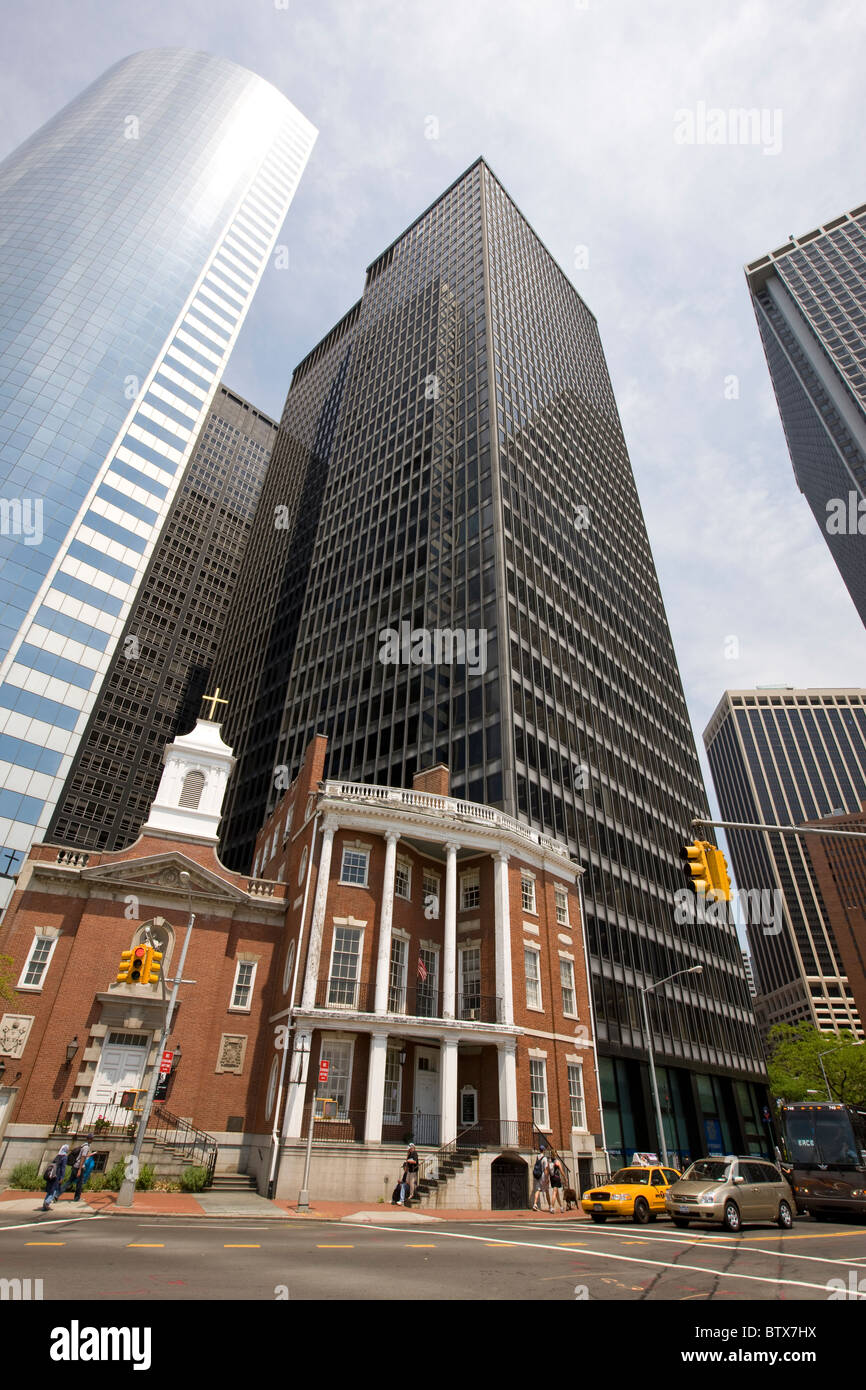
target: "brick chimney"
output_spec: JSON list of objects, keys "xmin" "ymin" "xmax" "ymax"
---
[{"xmin": 412, "ymin": 764, "xmax": 450, "ymax": 797}]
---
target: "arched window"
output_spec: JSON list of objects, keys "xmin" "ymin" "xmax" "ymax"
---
[
  {"xmin": 179, "ymin": 769, "xmax": 206, "ymax": 809},
  {"xmin": 282, "ymin": 938, "xmax": 296, "ymax": 996}
]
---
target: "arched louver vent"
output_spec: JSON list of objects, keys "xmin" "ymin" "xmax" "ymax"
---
[{"xmin": 179, "ymin": 770, "xmax": 206, "ymax": 810}]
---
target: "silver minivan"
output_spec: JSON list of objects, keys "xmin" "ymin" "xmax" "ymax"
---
[{"xmin": 665, "ymin": 1156, "xmax": 795, "ymax": 1233}]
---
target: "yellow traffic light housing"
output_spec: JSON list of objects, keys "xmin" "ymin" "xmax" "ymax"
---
[
  {"xmin": 129, "ymin": 944, "xmax": 147, "ymax": 984},
  {"xmin": 116, "ymin": 948, "xmax": 134, "ymax": 984},
  {"xmin": 681, "ymin": 840, "xmax": 732, "ymax": 902},
  {"xmin": 682, "ymin": 841, "xmax": 711, "ymax": 896},
  {"xmin": 704, "ymin": 844, "xmax": 732, "ymax": 902},
  {"xmin": 143, "ymin": 948, "xmax": 163, "ymax": 986}
]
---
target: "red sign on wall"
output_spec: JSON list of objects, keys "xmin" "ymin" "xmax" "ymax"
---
[
  {"xmin": 318, "ymin": 1059, "xmax": 330, "ymax": 1084},
  {"xmin": 159, "ymin": 1051, "xmax": 174, "ymax": 1075}
]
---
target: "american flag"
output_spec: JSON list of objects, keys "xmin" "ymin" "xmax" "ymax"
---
[{"xmin": 417, "ymin": 954, "xmax": 428, "ymax": 981}]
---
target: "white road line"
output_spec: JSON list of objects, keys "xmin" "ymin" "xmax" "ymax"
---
[
  {"xmin": 0, "ymin": 1214, "xmax": 106, "ymax": 1234},
  {"xmin": 494, "ymin": 1222, "xmax": 866, "ymax": 1269},
  {"xmin": 341, "ymin": 1222, "xmax": 865, "ymax": 1296}
]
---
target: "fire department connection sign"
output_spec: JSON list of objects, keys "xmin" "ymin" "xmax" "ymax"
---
[{"xmin": 318, "ymin": 1059, "xmax": 330, "ymax": 1084}]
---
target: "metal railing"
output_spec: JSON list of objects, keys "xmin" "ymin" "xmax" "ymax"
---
[
  {"xmin": 456, "ymin": 993, "xmax": 502, "ymax": 1023},
  {"xmin": 420, "ymin": 1125, "xmax": 482, "ymax": 1186},
  {"xmin": 314, "ymin": 976, "xmax": 375, "ymax": 1012},
  {"xmin": 51, "ymin": 1101, "xmax": 218, "ymax": 1183},
  {"xmin": 312, "ymin": 978, "xmax": 502, "ymax": 1024}
]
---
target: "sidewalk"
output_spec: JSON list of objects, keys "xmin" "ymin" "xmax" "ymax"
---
[{"xmin": 2, "ymin": 1187, "xmax": 589, "ymax": 1222}]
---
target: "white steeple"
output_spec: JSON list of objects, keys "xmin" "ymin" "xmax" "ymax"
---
[{"xmin": 142, "ymin": 707, "xmax": 235, "ymax": 844}]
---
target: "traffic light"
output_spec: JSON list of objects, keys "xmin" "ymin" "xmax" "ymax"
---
[
  {"xmin": 681, "ymin": 840, "xmax": 732, "ymax": 902},
  {"xmin": 704, "ymin": 844, "xmax": 732, "ymax": 902},
  {"xmin": 682, "ymin": 840, "xmax": 711, "ymax": 895},
  {"xmin": 116, "ymin": 949, "xmax": 134, "ymax": 984},
  {"xmin": 143, "ymin": 947, "xmax": 163, "ymax": 986},
  {"xmin": 129, "ymin": 944, "xmax": 148, "ymax": 984}
]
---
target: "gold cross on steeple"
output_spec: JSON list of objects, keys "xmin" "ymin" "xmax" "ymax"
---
[{"xmin": 201, "ymin": 688, "xmax": 229, "ymax": 721}]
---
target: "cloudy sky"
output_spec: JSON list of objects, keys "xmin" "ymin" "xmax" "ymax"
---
[{"xmin": 3, "ymin": 0, "xmax": 865, "ymax": 836}]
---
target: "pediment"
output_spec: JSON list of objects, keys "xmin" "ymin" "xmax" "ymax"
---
[{"xmin": 80, "ymin": 851, "xmax": 250, "ymax": 904}]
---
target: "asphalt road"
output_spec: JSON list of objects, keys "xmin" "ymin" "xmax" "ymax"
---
[{"xmin": 2, "ymin": 1210, "xmax": 866, "ymax": 1301}]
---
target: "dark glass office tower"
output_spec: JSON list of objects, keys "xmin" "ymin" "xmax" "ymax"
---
[
  {"xmin": 746, "ymin": 204, "xmax": 866, "ymax": 627},
  {"xmin": 217, "ymin": 159, "xmax": 767, "ymax": 1159},
  {"xmin": 47, "ymin": 386, "xmax": 276, "ymax": 851},
  {"xmin": 705, "ymin": 687, "xmax": 866, "ymax": 1037}
]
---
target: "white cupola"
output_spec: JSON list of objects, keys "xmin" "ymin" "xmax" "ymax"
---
[{"xmin": 142, "ymin": 703, "xmax": 235, "ymax": 843}]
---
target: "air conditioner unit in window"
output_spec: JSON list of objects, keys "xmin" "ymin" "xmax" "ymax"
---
[{"xmin": 467, "ymin": 1007, "xmax": 479, "ymax": 1021}]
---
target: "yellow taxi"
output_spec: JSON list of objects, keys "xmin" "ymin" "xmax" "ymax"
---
[{"xmin": 581, "ymin": 1163, "xmax": 682, "ymax": 1224}]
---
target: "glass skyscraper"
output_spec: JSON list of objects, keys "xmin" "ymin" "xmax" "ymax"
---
[
  {"xmin": 47, "ymin": 384, "xmax": 276, "ymax": 852},
  {"xmin": 746, "ymin": 203, "xmax": 866, "ymax": 627},
  {"xmin": 0, "ymin": 49, "xmax": 316, "ymax": 907},
  {"xmin": 705, "ymin": 687, "xmax": 866, "ymax": 1036},
  {"xmin": 216, "ymin": 159, "xmax": 767, "ymax": 1160}
]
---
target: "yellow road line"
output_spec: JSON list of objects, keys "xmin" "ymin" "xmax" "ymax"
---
[
  {"xmin": 406, "ymin": 1243, "xmax": 436, "ymax": 1247},
  {"xmin": 224, "ymin": 1243, "xmax": 261, "ymax": 1248},
  {"xmin": 127, "ymin": 1243, "xmax": 165, "ymax": 1248},
  {"xmin": 316, "ymin": 1243, "xmax": 354, "ymax": 1248},
  {"xmin": 557, "ymin": 1241, "xmax": 586, "ymax": 1247},
  {"xmin": 25, "ymin": 1241, "xmax": 64, "ymax": 1246}
]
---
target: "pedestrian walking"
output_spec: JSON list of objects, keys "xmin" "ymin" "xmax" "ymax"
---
[
  {"xmin": 403, "ymin": 1143, "xmax": 420, "ymax": 1199},
  {"xmin": 41, "ymin": 1143, "xmax": 70, "ymax": 1211},
  {"xmin": 549, "ymin": 1154, "xmax": 566, "ymax": 1212},
  {"xmin": 530, "ymin": 1146, "xmax": 551, "ymax": 1212},
  {"xmin": 64, "ymin": 1135, "xmax": 95, "ymax": 1201}
]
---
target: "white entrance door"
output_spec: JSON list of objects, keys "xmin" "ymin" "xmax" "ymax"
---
[
  {"xmin": 414, "ymin": 1047, "xmax": 440, "ymax": 1145},
  {"xmin": 85, "ymin": 1032, "xmax": 149, "ymax": 1122}
]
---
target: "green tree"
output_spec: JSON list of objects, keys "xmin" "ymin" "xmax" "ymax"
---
[
  {"xmin": 767, "ymin": 1023, "xmax": 866, "ymax": 1105},
  {"xmin": 0, "ymin": 953, "xmax": 15, "ymax": 1001}
]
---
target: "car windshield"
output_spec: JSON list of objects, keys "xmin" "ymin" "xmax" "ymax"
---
[
  {"xmin": 683, "ymin": 1160, "xmax": 731, "ymax": 1183},
  {"xmin": 610, "ymin": 1168, "xmax": 650, "ymax": 1185}
]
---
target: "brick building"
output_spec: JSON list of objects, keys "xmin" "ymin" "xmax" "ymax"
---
[
  {"xmin": 803, "ymin": 803, "xmax": 866, "ymax": 1033},
  {"xmin": 255, "ymin": 739, "xmax": 604, "ymax": 1204},
  {"xmin": 0, "ymin": 713, "xmax": 604, "ymax": 1207}
]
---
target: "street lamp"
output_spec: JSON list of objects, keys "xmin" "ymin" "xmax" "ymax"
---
[
  {"xmin": 65, "ymin": 1037, "xmax": 79, "ymax": 1066},
  {"xmin": 638, "ymin": 966, "xmax": 703, "ymax": 1166},
  {"xmin": 117, "ymin": 868, "xmax": 196, "ymax": 1207}
]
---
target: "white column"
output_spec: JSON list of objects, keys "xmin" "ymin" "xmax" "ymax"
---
[
  {"xmin": 493, "ymin": 851, "xmax": 514, "ymax": 1025},
  {"xmin": 283, "ymin": 1027, "xmax": 313, "ymax": 1139},
  {"xmin": 301, "ymin": 818, "xmax": 337, "ymax": 1009},
  {"xmin": 497, "ymin": 1038, "xmax": 518, "ymax": 1146},
  {"xmin": 440, "ymin": 1037, "xmax": 459, "ymax": 1146},
  {"xmin": 365, "ymin": 1031, "xmax": 389, "ymax": 1142},
  {"xmin": 442, "ymin": 841, "xmax": 459, "ymax": 1019},
  {"xmin": 374, "ymin": 831, "xmax": 400, "ymax": 1014}
]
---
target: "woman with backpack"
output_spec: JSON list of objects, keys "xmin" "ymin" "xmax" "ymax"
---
[
  {"xmin": 530, "ymin": 1147, "xmax": 551, "ymax": 1212},
  {"xmin": 549, "ymin": 1153, "xmax": 566, "ymax": 1213},
  {"xmin": 63, "ymin": 1136, "xmax": 95, "ymax": 1201},
  {"xmin": 40, "ymin": 1143, "xmax": 70, "ymax": 1211}
]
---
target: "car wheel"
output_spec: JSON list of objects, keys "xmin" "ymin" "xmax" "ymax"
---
[
  {"xmin": 723, "ymin": 1200, "xmax": 741, "ymax": 1233},
  {"xmin": 633, "ymin": 1197, "xmax": 651, "ymax": 1224},
  {"xmin": 590, "ymin": 1213, "xmax": 606, "ymax": 1224},
  {"xmin": 777, "ymin": 1200, "xmax": 793, "ymax": 1230},
  {"xmin": 672, "ymin": 1218, "xmax": 690, "ymax": 1228}
]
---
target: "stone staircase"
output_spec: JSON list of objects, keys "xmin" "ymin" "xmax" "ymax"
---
[
  {"xmin": 207, "ymin": 1172, "xmax": 258, "ymax": 1194},
  {"xmin": 409, "ymin": 1147, "xmax": 479, "ymax": 1207}
]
